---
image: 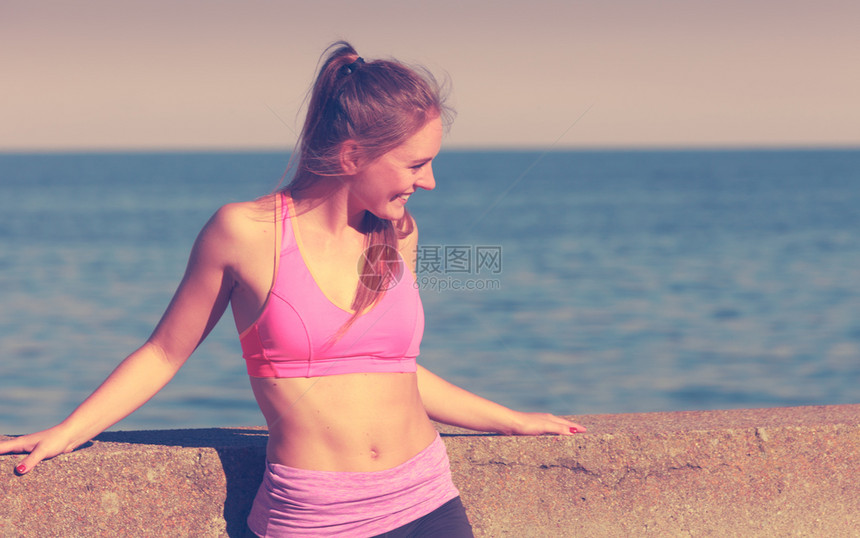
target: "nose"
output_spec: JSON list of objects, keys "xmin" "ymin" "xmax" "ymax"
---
[{"xmin": 416, "ymin": 163, "xmax": 436, "ymax": 191}]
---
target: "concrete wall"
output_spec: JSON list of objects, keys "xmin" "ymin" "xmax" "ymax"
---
[{"xmin": 2, "ymin": 404, "xmax": 858, "ymax": 537}]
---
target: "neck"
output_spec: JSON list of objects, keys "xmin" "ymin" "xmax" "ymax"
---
[{"xmin": 289, "ymin": 175, "xmax": 368, "ymax": 235}]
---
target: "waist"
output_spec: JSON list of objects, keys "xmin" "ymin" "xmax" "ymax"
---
[
  {"xmin": 248, "ymin": 433, "xmax": 460, "ymax": 536},
  {"xmin": 263, "ymin": 432, "xmax": 447, "ymax": 482},
  {"xmin": 249, "ymin": 372, "xmax": 437, "ymax": 471}
]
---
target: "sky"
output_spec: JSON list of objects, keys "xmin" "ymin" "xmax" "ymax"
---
[{"xmin": 2, "ymin": 0, "xmax": 859, "ymax": 151}]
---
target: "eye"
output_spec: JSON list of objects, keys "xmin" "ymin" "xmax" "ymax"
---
[{"xmin": 410, "ymin": 161, "xmax": 429, "ymax": 171}]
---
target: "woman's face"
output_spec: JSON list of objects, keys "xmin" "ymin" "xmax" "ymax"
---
[{"xmin": 349, "ymin": 115, "xmax": 442, "ymax": 221}]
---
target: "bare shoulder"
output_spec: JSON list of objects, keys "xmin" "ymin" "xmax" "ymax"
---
[
  {"xmin": 191, "ymin": 195, "xmax": 279, "ymax": 269},
  {"xmin": 204, "ymin": 195, "xmax": 277, "ymax": 241}
]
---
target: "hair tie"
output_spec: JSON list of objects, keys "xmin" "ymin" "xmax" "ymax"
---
[{"xmin": 341, "ymin": 57, "xmax": 365, "ymax": 76}]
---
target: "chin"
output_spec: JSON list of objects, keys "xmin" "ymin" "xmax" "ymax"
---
[{"xmin": 371, "ymin": 205, "xmax": 406, "ymax": 222}]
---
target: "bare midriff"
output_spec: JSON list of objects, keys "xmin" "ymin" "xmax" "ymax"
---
[{"xmin": 249, "ymin": 371, "xmax": 438, "ymax": 472}]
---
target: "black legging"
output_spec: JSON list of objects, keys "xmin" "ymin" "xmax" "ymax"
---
[
  {"xmin": 372, "ymin": 497, "xmax": 474, "ymax": 538},
  {"xmin": 245, "ymin": 496, "xmax": 473, "ymax": 538}
]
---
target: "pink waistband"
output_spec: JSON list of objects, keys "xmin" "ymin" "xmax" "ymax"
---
[{"xmin": 247, "ymin": 433, "xmax": 459, "ymax": 537}]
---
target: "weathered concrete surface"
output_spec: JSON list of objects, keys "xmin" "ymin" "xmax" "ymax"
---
[{"xmin": 1, "ymin": 404, "xmax": 858, "ymax": 537}]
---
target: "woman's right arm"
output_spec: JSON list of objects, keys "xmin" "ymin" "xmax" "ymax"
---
[{"xmin": 0, "ymin": 204, "xmax": 246, "ymax": 474}]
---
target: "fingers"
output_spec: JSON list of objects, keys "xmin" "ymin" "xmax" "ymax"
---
[
  {"xmin": 0, "ymin": 436, "xmax": 36, "ymax": 475},
  {"xmin": 513, "ymin": 412, "xmax": 587, "ymax": 436},
  {"xmin": 14, "ymin": 450, "xmax": 48, "ymax": 475},
  {"xmin": 1, "ymin": 430, "xmax": 73, "ymax": 475},
  {"xmin": 566, "ymin": 422, "xmax": 587, "ymax": 434},
  {"xmin": 552, "ymin": 416, "xmax": 586, "ymax": 435},
  {"xmin": 0, "ymin": 436, "xmax": 36, "ymax": 457},
  {"xmin": 13, "ymin": 441, "xmax": 53, "ymax": 475},
  {"xmin": 538, "ymin": 413, "xmax": 587, "ymax": 435}
]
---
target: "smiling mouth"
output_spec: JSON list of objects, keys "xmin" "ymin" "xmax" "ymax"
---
[{"xmin": 395, "ymin": 193, "xmax": 412, "ymax": 202}]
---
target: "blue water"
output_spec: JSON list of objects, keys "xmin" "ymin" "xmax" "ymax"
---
[{"xmin": 1, "ymin": 149, "xmax": 859, "ymax": 433}]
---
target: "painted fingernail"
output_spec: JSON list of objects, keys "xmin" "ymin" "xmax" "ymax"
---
[
  {"xmin": 15, "ymin": 464, "xmax": 27, "ymax": 474},
  {"xmin": 569, "ymin": 427, "xmax": 578, "ymax": 433}
]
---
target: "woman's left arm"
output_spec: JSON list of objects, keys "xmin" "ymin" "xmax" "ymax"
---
[
  {"xmin": 401, "ymin": 220, "xmax": 585, "ymax": 435},
  {"xmin": 415, "ymin": 365, "xmax": 586, "ymax": 435}
]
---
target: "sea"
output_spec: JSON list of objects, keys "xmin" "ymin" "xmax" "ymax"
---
[{"xmin": 1, "ymin": 149, "xmax": 859, "ymax": 433}]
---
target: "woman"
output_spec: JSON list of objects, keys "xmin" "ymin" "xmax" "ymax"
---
[{"xmin": 1, "ymin": 42, "xmax": 585, "ymax": 537}]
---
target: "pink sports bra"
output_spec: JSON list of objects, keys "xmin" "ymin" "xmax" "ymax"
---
[{"xmin": 239, "ymin": 194, "xmax": 423, "ymax": 378}]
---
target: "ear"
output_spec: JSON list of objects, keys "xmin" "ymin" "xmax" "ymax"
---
[{"xmin": 339, "ymin": 141, "xmax": 361, "ymax": 175}]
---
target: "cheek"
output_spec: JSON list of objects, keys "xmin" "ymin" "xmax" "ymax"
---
[
  {"xmin": 399, "ymin": 170, "xmax": 417, "ymax": 187},
  {"xmin": 380, "ymin": 171, "xmax": 409, "ymax": 192}
]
